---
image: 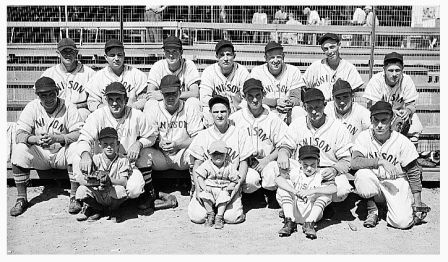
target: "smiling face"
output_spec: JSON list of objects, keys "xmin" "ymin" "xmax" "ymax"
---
[
  {"xmin": 57, "ymin": 48, "xmax": 78, "ymax": 69},
  {"xmin": 384, "ymin": 63, "xmax": 403, "ymax": 87},
  {"xmin": 105, "ymin": 47, "xmax": 125, "ymax": 71},
  {"xmin": 37, "ymin": 90, "xmax": 59, "ymax": 112},
  {"xmin": 211, "ymin": 103, "xmax": 230, "ymax": 129},
  {"xmin": 216, "ymin": 46, "xmax": 235, "ymax": 73},
  {"xmin": 265, "ymin": 48, "xmax": 284, "ymax": 76},
  {"xmin": 321, "ymin": 39, "xmax": 340, "ymax": 62},
  {"xmin": 333, "ymin": 91, "xmax": 353, "ymax": 115},
  {"xmin": 106, "ymin": 93, "xmax": 128, "ymax": 118},
  {"xmin": 100, "ymin": 137, "xmax": 119, "ymax": 158},
  {"xmin": 164, "ymin": 47, "xmax": 182, "ymax": 68}
]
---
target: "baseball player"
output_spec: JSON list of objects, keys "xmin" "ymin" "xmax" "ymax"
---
[
  {"xmin": 324, "ymin": 79, "xmax": 371, "ymax": 141},
  {"xmin": 363, "ymin": 52, "xmax": 423, "ymax": 148},
  {"xmin": 276, "ymin": 145, "xmax": 337, "ymax": 239},
  {"xmin": 40, "ymin": 38, "xmax": 95, "ymax": 120},
  {"xmin": 229, "ymin": 78, "xmax": 288, "ymax": 207},
  {"xmin": 75, "ymin": 82, "xmax": 157, "ymax": 215},
  {"xmin": 351, "ymin": 101, "xmax": 430, "ymax": 229},
  {"xmin": 146, "ymin": 35, "xmax": 200, "ymax": 102},
  {"xmin": 249, "ymin": 41, "xmax": 302, "ymax": 123},
  {"xmin": 276, "ymin": 88, "xmax": 354, "ymax": 204},
  {"xmin": 199, "ymin": 39, "xmax": 250, "ymax": 126},
  {"xmin": 9, "ymin": 77, "xmax": 83, "ymax": 216},
  {"xmin": 299, "ymin": 33, "xmax": 364, "ymax": 101},
  {"xmin": 188, "ymin": 95, "xmax": 255, "ymax": 225},
  {"xmin": 85, "ymin": 39, "xmax": 148, "ymax": 112}
]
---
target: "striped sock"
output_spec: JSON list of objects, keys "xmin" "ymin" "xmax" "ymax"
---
[
  {"xmin": 12, "ymin": 164, "xmax": 29, "ymax": 201},
  {"xmin": 67, "ymin": 165, "xmax": 78, "ymax": 198},
  {"xmin": 140, "ymin": 167, "xmax": 153, "ymax": 185}
]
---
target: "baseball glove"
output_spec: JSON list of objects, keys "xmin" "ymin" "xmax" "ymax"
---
[
  {"xmin": 391, "ymin": 115, "xmax": 411, "ymax": 135},
  {"xmin": 412, "ymin": 202, "xmax": 431, "ymax": 226},
  {"xmin": 85, "ymin": 170, "xmax": 111, "ymax": 190}
]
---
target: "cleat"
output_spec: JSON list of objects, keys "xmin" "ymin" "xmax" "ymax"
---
[{"xmin": 10, "ymin": 198, "xmax": 28, "ymax": 217}]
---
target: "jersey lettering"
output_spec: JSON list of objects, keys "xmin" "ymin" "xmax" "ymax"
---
[
  {"xmin": 159, "ymin": 121, "xmax": 187, "ymax": 129},
  {"xmin": 204, "ymin": 147, "xmax": 239, "ymax": 162},
  {"xmin": 246, "ymin": 126, "xmax": 270, "ymax": 142},
  {"xmin": 300, "ymin": 137, "xmax": 332, "ymax": 153},
  {"xmin": 214, "ymin": 83, "xmax": 240, "ymax": 94},
  {"xmin": 35, "ymin": 118, "xmax": 45, "ymax": 128},
  {"xmin": 68, "ymin": 81, "xmax": 85, "ymax": 94},
  {"xmin": 48, "ymin": 120, "xmax": 65, "ymax": 133},
  {"xmin": 367, "ymin": 152, "xmax": 399, "ymax": 166},
  {"xmin": 344, "ymin": 122, "xmax": 358, "ymax": 136},
  {"xmin": 264, "ymin": 83, "xmax": 289, "ymax": 94}
]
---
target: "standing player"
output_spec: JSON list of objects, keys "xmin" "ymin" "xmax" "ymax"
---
[
  {"xmin": 229, "ymin": 78, "xmax": 287, "ymax": 207},
  {"xmin": 188, "ymin": 95, "xmax": 255, "ymax": 225},
  {"xmin": 249, "ymin": 41, "xmax": 302, "ymax": 123},
  {"xmin": 199, "ymin": 40, "xmax": 250, "ymax": 126},
  {"xmin": 300, "ymin": 33, "xmax": 364, "ymax": 101},
  {"xmin": 85, "ymin": 39, "xmax": 148, "ymax": 112},
  {"xmin": 324, "ymin": 79, "xmax": 371, "ymax": 141},
  {"xmin": 363, "ymin": 52, "xmax": 423, "ymax": 148},
  {"xmin": 146, "ymin": 36, "xmax": 201, "ymax": 102},
  {"xmin": 9, "ymin": 77, "xmax": 83, "ymax": 216},
  {"xmin": 41, "ymin": 38, "xmax": 95, "ymax": 120},
  {"xmin": 351, "ymin": 101, "xmax": 430, "ymax": 229}
]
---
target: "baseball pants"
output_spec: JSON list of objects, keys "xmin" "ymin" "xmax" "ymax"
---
[
  {"xmin": 354, "ymin": 169, "xmax": 414, "ymax": 229},
  {"xmin": 243, "ymin": 161, "xmax": 283, "ymax": 193},
  {"xmin": 76, "ymin": 184, "xmax": 128, "ymax": 207},
  {"xmin": 198, "ymin": 186, "xmax": 231, "ymax": 205},
  {"xmin": 144, "ymin": 147, "xmax": 190, "ymax": 171}
]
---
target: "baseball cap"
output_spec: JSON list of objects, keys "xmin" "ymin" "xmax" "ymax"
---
[
  {"xmin": 215, "ymin": 39, "xmax": 234, "ymax": 54},
  {"xmin": 163, "ymin": 36, "xmax": 182, "ymax": 49},
  {"xmin": 299, "ymin": 145, "xmax": 320, "ymax": 160},
  {"xmin": 318, "ymin": 33, "xmax": 340, "ymax": 45},
  {"xmin": 332, "ymin": 79, "xmax": 352, "ymax": 96},
  {"xmin": 208, "ymin": 140, "xmax": 228, "ymax": 154},
  {"xmin": 370, "ymin": 101, "xmax": 393, "ymax": 116},
  {"xmin": 57, "ymin": 38, "xmax": 77, "ymax": 52},
  {"xmin": 265, "ymin": 41, "xmax": 283, "ymax": 53},
  {"xmin": 99, "ymin": 127, "xmax": 119, "ymax": 140},
  {"xmin": 384, "ymin": 52, "xmax": 403, "ymax": 66},
  {"xmin": 105, "ymin": 39, "xmax": 124, "ymax": 52},
  {"xmin": 243, "ymin": 78, "xmax": 263, "ymax": 94},
  {"xmin": 160, "ymin": 75, "xmax": 181, "ymax": 93},
  {"xmin": 105, "ymin": 82, "xmax": 127, "ymax": 96},
  {"xmin": 303, "ymin": 88, "xmax": 325, "ymax": 103},
  {"xmin": 35, "ymin": 77, "xmax": 58, "ymax": 93},
  {"xmin": 208, "ymin": 95, "xmax": 230, "ymax": 109}
]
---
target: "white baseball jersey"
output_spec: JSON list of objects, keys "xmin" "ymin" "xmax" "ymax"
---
[
  {"xmin": 324, "ymin": 101, "xmax": 371, "ymax": 141},
  {"xmin": 250, "ymin": 63, "xmax": 302, "ymax": 101},
  {"xmin": 85, "ymin": 65, "xmax": 147, "ymax": 111},
  {"xmin": 289, "ymin": 169, "xmax": 327, "ymax": 191},
  {"xmin": 352, "ymin": 129, "xmax": 419, "ymax": 173},
  {"xmin": 363, "ymin": 72, "xmax": 418, "ymax": 110},
  {"xmin": 280, "ymin": 116, "xmax": 352, "ymax": 167},
  {"xmin": 188, "ymin": 125, "xmax": 255, "ymax": 170},
  {"xmin": 40, "ymin": 62, "xmax": 96, "ymax": 104},
  {"xmin": 199, "ymin": 62, "xmax": 249, "ymax": 112},
  {"xmin": 300, "ymin": 59, "xmax": 363, "ymax": 101},
  {"xmin": 196, "ymin": 159, "xmax": 240, "ymax": 188},
  {"xmin": 77, "ymin": 106, "xmax": 156, "ymax": 155},
  {"xmin": 147, "ymin": 58, "xmax": 200, "ymax": 92},
  {"xmin": 229, "ymin": 105, "xmax": 287, "ymax": 158},
  {"xmin": 93, "ymin": 153, "xmax": 131, "ymax": 181}
]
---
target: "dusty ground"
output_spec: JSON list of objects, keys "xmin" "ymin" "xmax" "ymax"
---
[{"xmin": 6, "ymin": 180, "xmax": 440, "ymax": 255}]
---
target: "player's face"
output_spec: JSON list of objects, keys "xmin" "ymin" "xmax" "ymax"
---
[
  {"xmin": 333, "ymin": 92, "xmax": 353, "ymax": 115},
  {"xmin": 162, "ymin": 90, "xmax": 181, "ymax": 110},
  {"xmin": 371, "ymin": 113, "xmax": 393, "ymax": 136},
  {"xmin": 265, "ymin": 49, "xmax": 284, "ymax": 76},
  {"xmin": 57, "ymin": 48, "xmax": 78, "ymax": 67},
  {"xmin": 321, "ymin": 40, "xmax": 340, "ymax": 61},
  {"xmin": 211, "ymin": 103, "xmax": 230, "ymax": 128},
  {"xmin": 245, "ymin": 89, "xmax": 264, "ymax": 112},
  {"xmin": 384, "ymin": 63, "xmax": 403, "ymax": 87},
  {"xmin": 37, "ymin": 90, "xmax": 58, "ymax": 111},
  {"xmin": 100, "ymin": 137, "xmax": 118, "ymax": 158},
  {"xmin": 304, "ymin": 100, "xmax": 326, "ymax": 123},
  {"xmin": 107, "ymin": 93, "xmax": 127, "ymax": 117},
  {"xmin": 300, "ymin": 158, "xmax": 319, "ymax": 177},
  {"xmin": 105, "ymin": 47, "xmax": 125, "ymax": 70},
  {"xmin": 210, "ymin": 152, "xmax": 227, "ymax": 167},
  {"xmin": 164, "ymin": 48, "xmax": 182, "ymax": 65},
  {"xmin": 216, "ymin": 47, "xmax": 235, "ymax": 72}
]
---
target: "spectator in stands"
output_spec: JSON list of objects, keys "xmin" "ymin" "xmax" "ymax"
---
[
  {"xmin": 85, "ymin": 39, "xmax": 148, "ymax": 112},
  {"xmin": 41, "ymin": 38, "xmax": 95, "ymax": 121},
  {"xmin": 274, "ymin": 6, "xmax": 288, "ymax": 24},
  {"xmin": 252, "ymin": 6, "xmax": 268, "ymax": 43},
  {"xmin": 362, "ymin": 6, "xmax": 379, "ymax": 46},
  {"xmin": 282, "ymin": 13, "xmax": 302, "ymax": 45},
  {"xmin": 303, "ymin": 7, "xmax": 320, "ymax": 45},
  {"xmin": 145, "ymin": 5, "xmax": 167, "ymax": 43},
  {"xmin": 219, "ymin": 6, "xmax": 230, "ymax": 41},
  {"xmin": 350, "ymin": 7, "xmax": 366, "ymax": 46}
]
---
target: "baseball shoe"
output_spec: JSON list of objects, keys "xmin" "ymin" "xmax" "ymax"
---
[
  {"xmin": 107, "ymin": 209, "xmax": 123, "ymax": 223},
  {"xmin": 264, "ymin": 189, "xmax": 280, "ymax": 209},
  {"xmin": 154, "ymin": 192, "xmax": 178, "ymax": 210},
  {"xmin": 10, "ymin": 198, "xmax": 28, "ymax": 217},
  {"xmin": 76, "ymin": 203, "xmax": 93, "ymax": 222},
  {"xmin": 302, "ymin": 222, "xmax": 317, "ymax": 239},
  {"xmin": 137, "ymin": 190, "xmax": 155, "ymax": 212},
  {"xmin": 278, "ymin": 217, "xmax": 297, "ymax": 237},
  {"xmin": 204, "ymin": 212, "xmax": 215, "ymax": 227},
  {"xmin": 68, "ymin": 197, "xmax": 82, "ymax": 214},
  {"xmin": 417, "ymin": 157, "xmax": 436, "ymax": 168},
  {"xmin": 214, "ymin": 215, "xmax": 224, "ymax": 229},
  {"xmin": 363, "ymin": 212, "xmax": 379, "ymax": 228},
  {"xmin": 87, "ymin": 212, "xmax": 102, "ymax": 222}
]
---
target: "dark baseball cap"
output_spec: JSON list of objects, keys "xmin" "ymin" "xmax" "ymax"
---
[
  {"xmin": 384, "ymin": 52, "xmax": 403, "ymax": 66},
  {"xmin": 208, "ymin": 140, "xmax": 228, "ymax": 154},
  {"xmin": 209, "ymin": 95, "xmax": 230, "ymax": 109},
  {"xmin": 318, "ymin": 33, "xmax": 340, "ymax": 45},
  {"xmin": 163, "ymin": 36, "xmax": 182, "ymax": 49},
  {"xmin": 35, "ymin": 77, "xmax": 58, "ymax": 93},
  {"xmin": 370, "ymin": 101, "xmax": 393, "ymax": 116},
  {"xmin": 243, "ymin": 78, "xmax": 263, "ymax": 94},
  {"xmin": 105, "ymin": 82, "xmax": 127, "ymax": 96},
  {"xmin": 299, "ymin": 145, "xmax": 320, "ymax": 160},
  {"xmin": 215, "ymin": 39, "xmax": 234, "ymax": 54},
  {"xmin": 99, "ymin": 127, "xmax": 119, "ymax": 140},
  {"xmin": 57, "ymin": 38, "xmax": 77, "ymax": 52},
  {"xmin": 105, "ymin": 39, "xmax": 124, "ymax": 52},
  {"xmin": 265, "ymin": 41, "xmax": 283, "ymax": 53},
  {"xmin": 332, "ymin": 79, "xmax": 352, "ymax": 96},
  {"xmin": 303, "ymin": 88, "xmax": 325, "ymax": 103},
  {"xmin": 160, "ymin": 75, "xmax": 181, "ymax": 93}
]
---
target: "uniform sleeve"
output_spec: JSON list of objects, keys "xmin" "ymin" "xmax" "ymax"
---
[
  {"xmin": 137, "ymin": 111, "xmax": 157, "ymax": 148},
  {"xmin": 85, "ymin": 72, "xmax": 104, "ymax": 112},
  {"xmin": 133, "ymin": 68, "xmax": 148, "ymax": 97},
  {"xmin": 237, "ymin": 65, "xmax": 250, "ymax": 96},
  {"xmin": 271, "ymin": 116, "xmax": 288, "ymax": 148},
  {"xmin": 186, "ymin": 99, "xmax": 204, "ymax": 137},
  {"xmin": 143, "ymin": 101, "xmax": 160, "ymax": 138},
  {"xmin": 185, "ymin": 60, "xmax": 201, "ymax": 88},
  {"xmin": 289, "ymin": 66, "xmax": 303, "ymax": 90},
  {"xmin": 351, "ymin": 131, "xmax": 369, "ymax": 157},
  {"xmin": 15, "ymin": 101, "xmax": 37, "ymax": 143},
  {"xmin": 360, "ymin": 105, "xmax": 372, "ymax": 130},
  {"xmin": 199, "ymin": 66, "xmax": 215, "ymax": 108},
  {"xmin": 147, "ymin": 61, "xmax": 162, "ymax": 89},
  {"xmin": 228, "ymin": 166, "xmax": 241, "ymax": 183},
  {"xmin": 402, "ymin": 75, "xmax": 418, "ymax": 104},
  {"xmin": 117, "ymin": 157, "xmax": 131, "ymax": 179},
  {"xmin": 278, "ymin": 120, "xmax": 300, "ymax": 152},
  {"xmin": 195, "ymin": 161, "xmax": 209, "ymax": 179},
  {"xmin": 77, "ymin": 110, "xmax": 102, "ymax": 153},
  {"xmin": 238, "ymin": 127, "xmax": 256, "ymax": 161},
  {"xmin": 333, "ymin": 125, "xmax": 352, "ymax": 174},
  {"xmin": 363, "ymin": 75, "xmax": 383, "ymax": 102},
  {"xmin": 188, "ymin": 130, "xmax": 207, "ymax": 160},
  {"xmin": 63, "ymin": 103, "xmax": 84, "ymax": 145},
  {"xmin": 400, "ymin": 138, "xmax": 419, "ymax": 167},
  {"xmin": 346, "ymin": 63, "xmax": 364, "ymax": 89}
]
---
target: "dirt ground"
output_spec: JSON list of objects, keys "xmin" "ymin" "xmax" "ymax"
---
[{"xmin": 6, "ymin": 180, "xmax": 440, "ymax": 255}]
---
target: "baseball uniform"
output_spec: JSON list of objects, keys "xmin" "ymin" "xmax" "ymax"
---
[
  {"xmin": 147, "ymin": 58, "xmax": 200, "ymax": 93},
  {"xmin": 352, "ymin": 129, "xmax": 418, "ymax": 229},
  {"xmin": 300, "ymin": 59, "xmax": 364, "ymax": 101},
  {"xmin": 229, "ymin": 105, "xmax": 287, "ymax": 191},
  {"xmin": 325, "ymin": 101, "xmax": 371, "ymax": 141},
  {"xmin": 85, "ymin": 65, "xmax": 147, "ymax": 112}
]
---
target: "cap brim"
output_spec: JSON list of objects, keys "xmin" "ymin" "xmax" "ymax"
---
[
  {"xmin": 332, "ymin": 89, "xmax": 352, "ymax": 96},
  {"xmin": 163, "ymin": 44, "xmax": 182, "ymax": 49},
  {"xmin": 105, "ymin": 91, "xmax": 127, "ymax": 95},
  {"xmin": 299, "ymin": 154, "xmax": 320, "ymax": 160},
  {"xmin": 35, "ymin": 88, "xmax": 57, "ymax": 93},
  {"xmin": 58, "ymin": 46, "xmax": 77, "ymax": 51},
  {"xmin": 243, "ymin": 85, "xmax": 263, "ymax": 94},
  {"xmin": 161, "ymin": 86, "xmax": 180, "ymax": 93},
  {"xmin": 371, "ymin": 109, "xmax": 393, "ymax": 116},
  {"xmin": 105, "ymin": 45, "xmax": 124, "ymax": 51},
  {"xmin": 99, "ymin": 135, "xmax": 118, "ymax": 140},
  {"xmin": 210, "ymin": 149, "xmax": 227, "ymax": 154},
  {"xmin": 216, "ymin": 44, "xmax": 234, "ymax": 52}
]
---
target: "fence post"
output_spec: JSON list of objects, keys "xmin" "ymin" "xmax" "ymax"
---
[
  {"xmin": 120, "ymin": 6, "xmax": 124, "ymax": 42},
  {"xmin": 368, "ymin": 6, "xmax": 377, "ymax": 80}
]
